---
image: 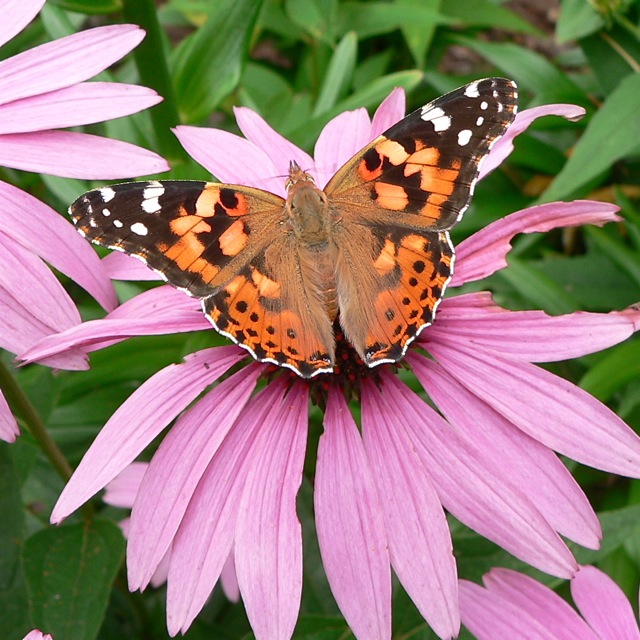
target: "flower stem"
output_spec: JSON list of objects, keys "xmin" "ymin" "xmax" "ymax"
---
[
  {"xmin": 0, "ymin": 360, "xmax": 73, "ymax": 482},
  {"xmin": 122, "ymin": 0, "xmax": 188, "ymax": 165}
]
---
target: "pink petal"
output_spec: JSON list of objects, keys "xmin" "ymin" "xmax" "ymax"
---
[
  {"xmin": 379, "ymin": 372, "xmax": 577, "ymax": 578},
  {"xmin": 173, "ymin": 125, "xmax": 285, "ymax": 195},
  {"xmin": 427, "ymin": 292, "xmax": 640, "ymax": 362},
  {"xmin": 361, "ymin": 380, "xmax": 460, "ymax": 639},
  {"xmin": 0, "ymin": 24, "xmax": 144, "ymax": 105},
  {"xmin": 0, "ymin": 0, "xmax": 45, "ymax": 49},
  {"xmin": 412, "ymin": 356, "xmax": 600, "ymax": 549},
  {"xmin": 22, "ymin": 631, "xmax": 54, "ymax": 640},
  {"xmin": 572, "ymin": 565, "xmax": 640, "ymax": 639},
  {"xmin": 0, "ymin": 83, "xmax": 162, "ymax": 134},
  {"xmin": 459, "ymin": 579, "xmax": 561, "ymax": 640},
  {"xmin": 221, "ymin": 553, "xmax": 240, "ymax": 603},
  {"xmin": 482, "ymin": 568, "xmax": 599, "ymax": 640},
  {"xmin": 167, "ymin": 381, "xmax": 287, "ymax": 634},
  {"xmin": 314, "ymin": 108, "xmax": 371, "ymax": 188},
  {"xmin": 480, "ymin": 104, "xmax": 586, "ymax": 179},
  {"xmin": 127, "ymin": 366, "xmax": 259, "ymax": 591},
  {"xmin": 428, "ymin": 341, "xmax": 640, "ymax": 477},
  {"xmin": 235, "ymin": 383, "xmax": 308, "ymax": 640},
  {"xmin": 234, "ymin": 107, "xmax": 314, "ymax": 183},
  {"xmin": 103, "ymin": 462, "xmax": 148, "ymax": 508},
  {"xmin": 369, "ymin": 87, "xmax": 406, "ymax": 139},
  {"xmin": 0, "ymin": 130, "xmax": 169, "ymax": 179},
  {"xmin": 102, "ymin": 252, "xmax": 161, "ymax": 281},
  {"xmin": 452, "ymin": 201, "xmax": 621, "ymax": 286},
  {"xmin": 0, "ymin": 390, "xmax": 18, "ymax": 442},
  {"xmin": 51, "ymin": 347, "xmax": 243, "ymax": 524},
  {"xmin": 315, "ymin": 388, "xmax": 391, "ymax": 640},
  {"xmin": 0, "ymin": 180, "xmax": 117, "ymax": 310}
]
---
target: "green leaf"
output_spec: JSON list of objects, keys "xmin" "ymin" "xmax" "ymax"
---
[
  {"xmin": 23, "ymin": 520, "xmax": 125, "ymax": 640},
  {"xmin": 580, "ymin": 340, "xmax": 640, "ymax": 402},
  {"xmin": 313, "ymin": 31, "xmax": 357, "ymax": 116},
  {"xmin": 285, "ymin": 0, "xmax": 337, "ymax": 42},
  {"xmin": 443, "ymin": 0, "xmax": 541, "ymax": 34},
  {"xmin": 0, "ymin": 444, "xmax": 30, "ymax": 639},
  {"xmin": 586, "ymin": 225, "xmax": 640, "ymax": 288},
  {"xmin": 172, "ymin": 0, "xmax": 263, "ymax": 123},
  {"xmin": 50, "ymin": 0, "xmax": 122, "ymax": 13},
  {"xmin": 542, "ymin": 73, "xmax": 640, "ymax": 202},
  {"xmin": 556, "ymin": 0, "xmax": 604, "ymax": 42},
  {"xmin": 396, "ymin": 0, "xmax": 441, "ymax": 67}
]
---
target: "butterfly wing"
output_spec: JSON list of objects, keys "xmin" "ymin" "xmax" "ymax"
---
[
  {"xmin": 325, "ymin": 78, "xmax": 518, "ymax": 365},
  {"xmin": 71, "ymin": 180, "xmax": 334, "ymax": 376}
]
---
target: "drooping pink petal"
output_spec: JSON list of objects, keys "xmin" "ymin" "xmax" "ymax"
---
[
  {"xmin": 0, "ymin": 0, "xmax": 45, "ymax": 49},
  {"xmin": 572, "ymin": 566, "xmax": 640, "ymax": 639},
  {"xmin": 103, "ymin": 462, "xmax": 148, "ymax": 508},
  {"xmin": 0, "ymin": 130, "xmax": 169, "ymax": 179},
  {"xmin": 361, "ymin": 380, "xmax": 459, "ymax": 639},
  {"xmin": 315, "ymin": 388, "xmax": 391, "ymax": 640},
  {"xmin": 452, "ymin": 201, "xmax": 621, "ymax": 286},
  {"xmin": 481, "ymin": 568, "xmax": 599, "ymax": 640},
  {"xmin": 369, "ymin": 87, "xmax": 406, "ymax": 139},
  {"xmin": 0, "ymin": 180, "xmax": 117, "ymax": 311},
  {"xmin": 235, "ymin": 383, "xmax": 308, "ymax": 640},
  {"xmin": 0, "ymin": 390, "xmax": 18, "ymax": 443},
  {"xmin": 102, "ymin": 252, "xmax": 161, "ymax": 281},
  {"xmin": 480, "ymin": 104, "xmax": 585, "ymax": 179},
  {"xmin": 0, "ymin": 83, "xmax": 162, "ymax": 134},
  {"xmin": 314, "ymin": 108, "xmax": 371, "ymax": 188},
  {"xmin": 167, "ymin": 381, "xmax": 288, "ymax": 635},
  {"xmin": 51, "ymin": 347, "xmax": 243, "ymax": 524},
  {"xmin": 412, "ymin": 355, "xmax": 600, "ymax": 548},
  {"xmin": 221, "ymin": 552, "xmax": 240, "ymax": 603},
  {"xmin": 427, "ymin": 292, "xmax": 640, "ymax": 362},
  {"xmin": 234, "ymin": 107, "xmax": 314, "ymax": 183},
  {"xmin": 0, "ymin": 24, "xmax": 144, "ymax": 105},
  {"xmin": 459, "ymin": 579, "xmax": 563, "ymax": 640},
  {"xmin": 428, "ymin": 341, "xmax": 640, "ymax": 477},
  {"xmin": 379, "ymin": 372, "xmax": 577, "ymax": 578},
  {"xmin": 173, "ymin": 125, "xmax": 285, "ymax": 195},
  {"xmin": 127, "ymin": 366, "xmax": 259, "ymax": 591}
]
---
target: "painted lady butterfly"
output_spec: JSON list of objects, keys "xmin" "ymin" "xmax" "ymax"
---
[{"xmin": 71, "ymin": 78, "xmax": 518, "ymax": 378}]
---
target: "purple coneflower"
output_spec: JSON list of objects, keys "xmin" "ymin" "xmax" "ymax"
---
[
  {"xmin": 460, "ymin": 565, "xmax": 640, "ymax": 639},
  {"xmin": 0, "ymin": 0, "xmax": 169, "ymax": 441},
  {"xmin": 21, "ymin": 89, "xmax": 640, "ymax": 640}
]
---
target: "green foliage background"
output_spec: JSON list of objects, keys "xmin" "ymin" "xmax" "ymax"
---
[{"xmin": 2, "ymin": 0, "xmax": 640, "ymax": 638}]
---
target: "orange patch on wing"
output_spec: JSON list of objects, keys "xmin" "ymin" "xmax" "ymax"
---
[
  {"xmin": 219, "ymin": 219, "xmax": 248, "ymax": 256},
  {"xmin": 373, "ymin": 239, "xmax": 397, "ymax": 275},
  {"xmin": 358, "ymin": 157, "xmax": 384, "ymax": 181},
  {"xmin": 163, "ymin": 235, "xmax": 205, "ymax": 269},
  {"xmin": 376, "ymin": 138, "xmax": 409, "ymax": 166},
  {"xmin": 188, "ymin": 257, "xmax": 220, "ymax": 282},
  {"xmin": 419, "ymin": 166, "xmax": 459, "ymax": 195},
  {"xmin": 374, "ymin": 183, "xmax": 409, "ymax": 211},
  {"xmin": 170, "ymin": 215, "xmax": 211, "ymax": 235},
  {"xmin": 251, "ymin": 269, "xmax": 281, "ymax": 298},
  {"xmin": 194, "ymin": 187, "xmax": 220, "ymax": 217},
  {"xmin": 226, "ymin": 192, "xmax": 249, "ymax": 216},
  {"xmin": 400, "ymin": 234, "xmax": 427, "ymax": 253}
]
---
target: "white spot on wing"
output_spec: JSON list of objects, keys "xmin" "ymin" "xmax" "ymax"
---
[
  {"xmin": 100, "ymin": 187, "xmax": 116, "ymax": 203},
  {"xmin": 458, "ymin": 129, "xmax": 472, "ymax": 146},
  {"xmin": 113, "ymin": 219, "xmax": 124, "ymax": 228},
  {"xmin": 420, "ymin": 106, "xmax": 451, "ymax": 132},
  {"xmin": 464, "ymin": 81, "xmax": 480, "ymax": 98},
  {"xmin": 89, "ymin": 218, "xmax": 98, "ymax": 228},
  {"xmin": 131, "ymin": 222, "xmax": 148, "ymax": 236},
  {"xmin": 102, "ymin": 208, "xmax": 111, "ymax": 217},
  {"xmin": 143, "ymin": 182, "xmax": 165, "ymax": 200},
  {"xmin": 142, "ymin": 198, "xmax": 161, "ymax": 214},
  {"xmin": 480, "ymin": 101, "xmax": 489, "ymax": 110},
  {"xmin": 476, "ymin": 116, "xmax": 484, "ymax": 126}
]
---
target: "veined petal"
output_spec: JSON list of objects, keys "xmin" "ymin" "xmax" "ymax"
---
[
  {"xmin": 314, "ymin": 108, "xmax": 371, "ymax": 188},
  {"xmin": 221, "ymin": 553, "xmax": 240, "ymax": 603},
  {"xmin": 572, "ymin": 566, "xmax": 640, "ymax": 639},
  {"xmin": 480, "ymin": 104, "xmax": 585, "ymax": 179},
  {"xmin": 452, "ymin": 201, "xmax": 621, "ymax": 286},
  {"xmin": 173, "ymin": 125, "xmax": 285, "ymax": 195},
  {"xmin": 427, "ymin": 291, "xmax": 640, "ymax": 362},
  {"xmin": 0, "ymin": 180, "xmax": 117, "ymax": 311},
  {"xmin": 0, "ymin": 130, "xmax": 169, "ymax": 179},
  {"xmin": 128, "ymin": 366, "xmax": 259, "ymax": 590},
  {"xmin": 412, "ymin": 355, "xmax": 600, "ymax": 549},
  {"xmin": 362, "ymin": 380, "xmax": 460, "ymax": 640},
  {"xmin": 51, "ymin": 347, "xmax": 243, "ymax": 524},
  {"xmin": 102, "ymin": 252, "xmax": 162, "ymax": 281},
  {"xmin": 0, "ymin": 24, "xmax": 144, "ymax": 105},
  {"xmin": 0, "ymin": 83, "xmax": 162, "ymax": 134},
  {"xmin": 234, "ymin": 107, "xmax": 314, "ymax": 183},
  {"xmin": 459, "ymin": 579, "xmax": 562, "ymax": 640},
  {"xmin": 235, "ymin": 383, "xmax": 308, "ymax": 640},
  {"xmin": 482, "ymin": 569, "xmax": 599, "ymax": 640},
  {"xmin": 167, "ymin": 381, "xmax": 288, "ymax": 635},
  {"xmin": 370, "ymin": 87, "xmax": 406, "ymax": 139},
  {"xmin": 379, "ymin": 372, "xmax": 577, "ymax": 578},
  {"xmin": 0, "ymin": 0, "xmax": 45, "ymax": 49},
  {"xmin": 0, "ymin": 390, "xmax": 18, "ymax": 443},
  {"xmin": 428, "ymin": 341, "xmax": 640, "ymax": 477},
  {"xmin": 316, "ymin": 388, "xmax": 391, "ymax": 640},
  {"xmin": 103, "ymin": 462, "xmax": 148, "ymax": 508}
]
